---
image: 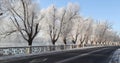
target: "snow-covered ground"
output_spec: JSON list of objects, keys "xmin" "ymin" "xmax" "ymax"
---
[{"xmin": 109, "ymin": 49, "xmax": 120, "ymax": 63}]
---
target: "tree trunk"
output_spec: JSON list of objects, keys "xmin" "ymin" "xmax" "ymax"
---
[
  {"xmin": 28, "ymin": 39, "xmax": 33, "ymax": 54},
  {"xmin": 91, "ymin": 40, "xmax": 93, "ymax": 45},
  {"xmin": 52, "ymin": 39, "xmax": 56, "ymax": 45},
  {"xmin": 79, "ymin": 41, "xmax": 84, "ymax": 47},
  {"xmin": 51, "ymin": 40, "xmax": 56, "ymax": 50},
  {"xmin": 79, "ymin": 37, "xmax": 85, "ymax": 47},
  {"xmin": 63, "ymin": 38, "xmax": 67, "ymax": 45},
  {"xmin": 72, "ymin": 40, "xmax": 76, "ymax": 44}
]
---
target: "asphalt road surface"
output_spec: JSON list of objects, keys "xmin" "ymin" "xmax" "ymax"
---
[{"xmin": 1, "ymin": 46, "xmax": 119, "ymax": 63}]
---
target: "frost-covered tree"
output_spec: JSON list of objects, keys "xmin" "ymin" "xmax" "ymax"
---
[
  {"xmin": 0, "ymin": 0, "xmax": 7, "ymax": 18},
  {"xmin": 45, "ymin": 5, "xmax": 65, "ymax": 45},
  {"xmin": 104, "ymin": 30, "xmax": 120, "ymax": 45},
  {"xmin": 60, "ymin": 3, "xmax": 80, "ymax": 45},
  {"xmin": 0, "ymin": 0, "xmax": 44, "ymax": 46},
  {"xmin": 70, "ymin": 16, "xmax": 83, "ymax": 44},
  {"xmin": 84, "ymin": 18, "xmax": 93, "ymax": 45},
  {"xmin": 46, "ymin": 3, "xmax": 79, "ymax": 45},
  {"xmin": 78, "ymin": 18, "xmax": 93, "ymax": 46},
  {"xmin": 93, "ymin": 21, "xmax": 111, "ymax": 45}
]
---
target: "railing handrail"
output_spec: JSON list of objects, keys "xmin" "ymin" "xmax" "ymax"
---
[{"xmin": 0, "ymin": 44, "xmax": 77, "ymax": 48}]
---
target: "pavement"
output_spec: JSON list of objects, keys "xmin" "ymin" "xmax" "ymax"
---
[
  {"xmin": 109, "ymin": 48, "xmax": 120, "ymax": 63},
  {"xmin": 0, "ymin": 46, "xmax": 119, "ymax": 63}
]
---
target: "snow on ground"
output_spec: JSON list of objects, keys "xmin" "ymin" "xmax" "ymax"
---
[{"xmin": 109, "ymin": 49, "xmax": 120, "ymax": 63}]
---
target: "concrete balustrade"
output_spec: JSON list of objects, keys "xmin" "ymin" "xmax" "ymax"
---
[
  {"xmin": 0, "ymin": 45, "xmax": 78, "ymax": 56},
  {"xmin": 0, "ymin": 43, "xmax": 117, "ymax": 56}
]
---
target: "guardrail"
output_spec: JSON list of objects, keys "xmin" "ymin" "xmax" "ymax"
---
[{"xmin": 0, "ymin": 45, "xmax": 78, "ymax": 56}]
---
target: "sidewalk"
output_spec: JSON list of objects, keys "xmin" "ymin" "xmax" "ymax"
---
[{"xmin": 109, "ymin": 49, "xmax": 120, "ymax": 63}]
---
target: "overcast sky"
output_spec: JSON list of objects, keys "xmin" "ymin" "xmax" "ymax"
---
[{"xmin": 39, "ymin": 0, "xmax": 120, "ymax": 32}]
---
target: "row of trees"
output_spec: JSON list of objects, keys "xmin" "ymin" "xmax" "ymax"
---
[{"xmin": 0, "ymin": 0, "xmax": 120, "ymax": 46}]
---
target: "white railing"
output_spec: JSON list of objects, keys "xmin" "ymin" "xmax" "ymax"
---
[
  {"xmin": 0, "ymin": 43, "xmax": 116, "ymax": 56},
  {"xmin": 0, "ymin": 45, "xmax": 78, "ymax": 56}
]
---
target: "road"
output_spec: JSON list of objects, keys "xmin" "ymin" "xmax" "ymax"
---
[{"xmin": 1, "ymin": 46, "xmax": 119, "ymax": 63}]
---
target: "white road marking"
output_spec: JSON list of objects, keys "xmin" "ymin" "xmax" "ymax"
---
[{"xmin": 30, "ymin": 58, "xmax": 48, "ymax": 63}]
